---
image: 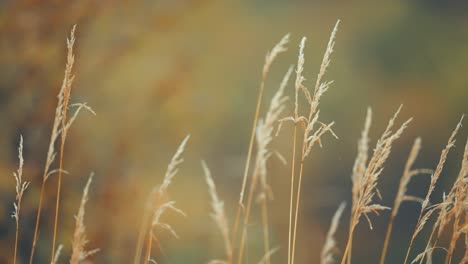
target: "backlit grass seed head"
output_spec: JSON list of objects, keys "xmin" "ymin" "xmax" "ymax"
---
[
  {"xmin": 256, "ymin": 66, "xmax": 293, "ymax": 196},
  {"xmin": 421, "ymin": 116, "xmax": 463, "ymax": 211},
  {"xmin": 321, "ymin": 202, "xmax": 346, "ymax": 264},
  {"xmin": 263, "ymin": 34, "xmax": 290, "ymax": 78},
  {"xmin": 238, "ymin": 33, "xmax": 290, "ymax": 206},
  {"xmin": 202, "ymin": 161, "xmax": 232, "ymax": 262},
  {"xmin": 12, "ymin": 135, "xmax": 28, "ymax": 221},
  {"xmin": 70, "ymin": 174, "xmax": 99, "ymax": 264},
  {"xmin": 352, "ymin": 106, "xmax": 411, "ymax": 230},
  {"xmin": 150, "ymin": 135, "xmax": 190, "ymax": 236},
  {"xmin": 160, "ymin": 135, "xmax": 190, "ymax": 192},
  {"xmin": 393, "ymin": 138, "xmax": 432, "ymax": 213}
]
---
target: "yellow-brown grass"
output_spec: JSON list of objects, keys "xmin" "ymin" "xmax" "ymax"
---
[{"xmin": 4, "ymin": 21, "xmax": 468, "ymax": 264}]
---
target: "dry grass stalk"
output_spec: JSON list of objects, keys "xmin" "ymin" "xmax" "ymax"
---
[
  {"xmin": 444, "ymin": 138, "xmax": 467, "ymax": 264},
  {"xmin": 51, "ymin": 25, "xmax": 96, "ymax": 263},
  {"xmin": 379, "ymin": 138, "xmax": 432, "ymax": 264},
  {"xmin": 237, "ymin": 65, "xmax": 291, "ymax": 264},
  {"xmin": 70, "ymin": 174, "xmax": 99, "ymax": 264},
  {"xmin": 134, "ymin": 135, "xmax": 189, "ymax": 264},
  {"xmin": 50, "ymin": 24, "xmax": 77, "ymax": 263},
  {"xmin": 403, "ymin": 116, "xmax": 464, "ymax": 264},
  {"xmin": 265, "ymin": 21, "xmax": 339, "ymax": 264},
  {"xmin": 462, "ymin": 212, "xmax": 468, "ymax": 264},
  {"xmin": 321, "ymin": 202, "xmax": 346, "ymax": 264},
  {"xmin": 12, "ymin": 136, "xmax": 29, "ymax": 264},
  {"xmin": 28, "ymin": 24, "xmax": 75, "ymax": 263},
  {"xmin": 51, "ymin": 244, "xmax": 63, "ymax": 264},
  {"xmin": 341, "ymin": 106, "xmax": 412, "ymax": 264},
  {"xmin": 277, "ymin": 20, "xmax": 340, "ymax": 264},
  {"xmin": 255, "ymin": 65, "xmax": 293, "ymax": 264},
  {"xmin": 203, "ymin": 161, "xmax": 232, "ymax": 264},
  {"xmin": 232, "ymin": 33, "xmax": 290, "ymax": 264},
  {"xmin": 280, "ymin": 34, "xmax": 307, "ymax": 264},
  {"xmin": 422, "ymin": 138, "xmax": 465, "ymax": 258},
  {"xmin": 410, "ymin": 136, "xmax": 465, "ymax": 264},
  {"xmin": 290, "ymin": 21, "xmax": 340, "ymax": 264},
  {"xmin": 28, "ymin": 25, "xmax": 95, "ymax": 264},
  {"xmin": 235, "ymin": 33, "xmax": 290, "ymax": 205}
]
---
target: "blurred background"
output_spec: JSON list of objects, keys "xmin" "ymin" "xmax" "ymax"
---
[{"xmin": 0, "ymin": 1, "xmax": 467, "ymax": 263}]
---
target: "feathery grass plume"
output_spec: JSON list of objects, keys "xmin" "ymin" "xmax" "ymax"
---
[
  {"xmin": 134, "ymin": 135, "xmax": 189, "ymax": 264},
  {"xmin": 51, "ymin": 25, "xmax": 96, "ymax": 262},
  {"xmin": 403, "ymin": 116, "xmax": 464, "ymax": 264},
  {"xmin": 256, "ymin": 65, "xmax": 293, "ymax": 196},
  {"xmin": 291, "ymin": 21, "xmax": 340, "ymax": 264},
  {"xmin": 321, "ymin": 202, "xmax": 346, "ymax": 264},
  {"xmin": 237, "ymin": 66, "xmax": 292, "ymax": 264},
  {"xmin": 287, "ymin": 36, "xmax": 305, "ymax": 264},
  {"xmin": 70, "ymin": 174, "xmax": 99, "ymax": 264},
  {"xmin": 412, "ymin": 139, "xmax": 465, "ymax": 264},
  {"xmin": 443, "ymin": 138, "xmax": 467, "ymax": 264},
  {"xmin": 202, "ymin": 161, "xmax": 232, "ymax": 264},
  {"xmin": 277, "ymin": 20, "xmax": 340, "ymax": 264},
  {"xmin": 255, "ymin": 65, "xmax": 293, "ymax": 264},
  {"xmin": 29, "ymin": 25, "xmax": 95, "ymax": 264},
  {"xmin": 416, "ymin": 193, "xmax": 454, "ymax": 263},
  {"xmin": 232, "ymin": 33, "xmax": 290, "ymax": 264},
  {"xmin": 422, "ymin": 135, "xmax": 466, "ymax": 256},
  {"xmin": 236, "ymin": 33, "xmax": 290, "ymax": 205},
  {"xmin": 379, "ymin": 138, "xmax": 433, "ymax": 264},
  {"xmin": 341, "ymin": 106, "xmax": 412, "ymax": 264},
  {"xmin": 12, "ymin": 135, "xmax": 29, "ymax": 264},
  {"xmin": 52, "ymin": 244, "xmax": 63, "ymax": 264}
]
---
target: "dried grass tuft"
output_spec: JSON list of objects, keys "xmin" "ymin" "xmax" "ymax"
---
[
  {"xmin": 235, "ymin": 34, "xmax": 291, "ymax": 264},
  {"xmin": 70, "ymin": 174, "xmax": 99, "ymax": 264},
  {"xmin": 380, "ymin": 138, "xmax": 432, "ymax": 264},
  {"xmin": 30, "ymin": 25, "xmax": 95, "ymax": 264},
  {"xmin": 134, "ymin": 135, "xmax": 189, "ymax": 264},
  {"xmin": 321, "ymin": 202, "xmax": 346, "ymax": 264},
  {"xmin": 279, "ymin": 20, "xmax": 341, "ymax": 264},
  {"xmin": 342, "ymin": 106, "xmax": 412, "ymax": 264},
  {"xmin": 203, "ymin": 161, "xmax": 232, "ymax": 264},
  {"xmin": 404, "ymin": 116, "xmax": 464, "ymax": 264},
  {"xmin": 12, "ymin": 136, "xmax": 29, "ymax": 264},
  {"xmin": 233, "ymin": 34, "xmax": 290, "ymax": 264}
]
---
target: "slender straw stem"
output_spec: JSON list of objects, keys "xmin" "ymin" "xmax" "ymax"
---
[
  {"xmin": 417, "ymin": 223, "xmax": 438, "ymax": 264},
  {"xmin": 13, "ymin": 204, "xmax": 20, "ymax": 264},
  {"xmin": 288, "ymin": 125, "xmax": 298, "ymax": 264},
  {"xmin": 291, "ymin": 140, "xmax": 306, "ymax": 264},
  {"xmin": 404, "ymin": 210, "xmax": 423, "ymax": 264},
  {"xmin": 260, "ymin": 197, "xmax": 271, "ymax": 264},
  {"xmin": 380, "ymin": 213, "xmax": 396, "ymax": 264},
  {"xmin": 29, "ymin": 179, "xmax": 46, "ymax": 264},
  {"xmin": 230, "ymin": 206, "xmax": 242, "ymax": 264},
  {"xmin": 231, "ymin": 70, "xmax": 266, "ymax": 264},
  {"xmin": 237, "ymin": 165, "xmax": 260, "ymax": 264},
  {"xmin": 404, "ymin": 233, "xmax": 416, "ymax": 264},
  {"xmin": 50, "ymin": 138, "xmax": 66, "ymax": 263},
  {"xmin": 341, "ymin": 223, "xmax": 355, "ymax": 264},
  {"xmin": 144, "ymin": 231, "xmax": 153, "ymax": 264},
  {"xmin": 134, "ymin": 204, "xmax": 152, "ymax": 264},
  {"xmin": 444, "ymin": 216, "xmax": 461, "ymax": 264}
]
